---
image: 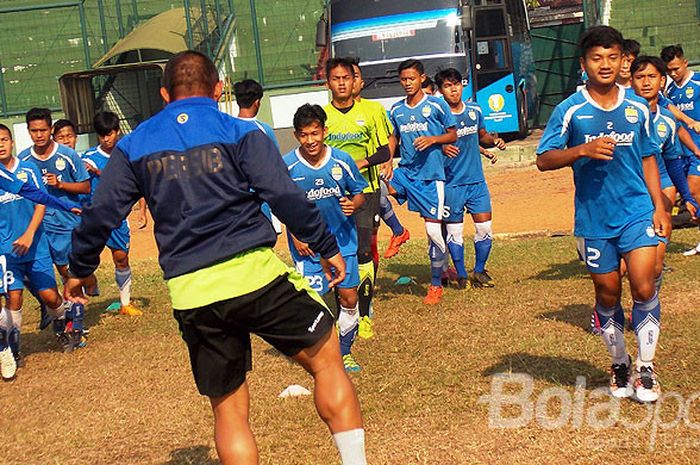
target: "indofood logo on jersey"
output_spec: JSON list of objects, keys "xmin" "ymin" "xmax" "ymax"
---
[
  {"xmin": 306, "ymin": 185, "xmax": 341, "ymax": 201},
  {"xmin": 55, "ymin": 157, "xmax": 66, "ymax": 171},
  {"xmin": 677, "ymin": 102, "xmax": 695, "ymax": 112},
  {"xmin": 624, "ymin": 107, "xmax": 639, "ymax": 124},
  {"xmin": 457, "ymin": 124, "xmax": 478, "ymax": 138},
  {"xmin": 584, "ymin": 131, "xmax": 635, "ymax": 146},
  {"xmin": 327, "ymin": 132, "xmax": 363, "ymax": 142},
  {"xmin": 657, "ymin": 122, "xmax": 668, "ymax": 139},
  {"xmin": 399, "ymin": 121, "xmax": 428, "ymax": 133},
  {"xmin": 488, "ymin": 94, "xmax": 505, "ymax": 112},
  {"xmin": 687, "ymin": 87, "xmax": 695, "ymax": 99}
]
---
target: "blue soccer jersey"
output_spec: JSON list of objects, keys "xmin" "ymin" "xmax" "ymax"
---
[
  {"xmin": 240, "ymin": 117, "xmax": 280, "ymax": 151},
  {"xmin": 390, "ymin": 94, "xmax": 457, "ymax": 181},
  {"xmin": 653, "ymin": 106, "xmax": 683, "ymax": 161},
  {"xmin": 0, "ymin": 158, "xmax": 50, "ymax": 262},
  {"xmin": 537, "ymin": 85, "xmax": 660, "ymax": 238},
  {"xmin": 19, "ymin": 143, "xmax": 89, "ymax": 234},
  {"xmin": 666, "ymin": 71, "xmax": 700, "ymax": 154},
  {"xmin": 283, "ymin": 146, "xmax": 368, "ymax": 261},
  {"xmin": 445, "ymin": 101, "xmax": 486, "ymax": 185},
  {"xmin": 82, "ymin": 146, "xmax": 130, "ymax": 230}
]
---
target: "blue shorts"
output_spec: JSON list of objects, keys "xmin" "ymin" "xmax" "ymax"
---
[
  {"xmin": 657, "ymin": 158, "xmax": 674, "ymax": 190},
  {"xmin": 46, "ymin": 230, "xmax": 72, "ymax": 266},
  {"xmin": 576, "ymin": 216, "xmax": 661, "ymax": 274},
  {"xmin": 684, "ymin": 155, "xmax": 700, "ymax": 177},
  {"xmin": 6, "ymin": 255, "xmax": 57, "ymax": 292},
  {"xmin": 444, "ymin": 181, "xmax": 492, "ymax": 222},
  {"xmin": 294, "ymin": 254, "xmax": 360, "ymax": 295},
  {"xmin": 106, "ymin": 220, "xmax": 130, "ymax": 252},
  {"xmin": 390, "ymin": 168, "xmax": 445, "ymax": 220}
]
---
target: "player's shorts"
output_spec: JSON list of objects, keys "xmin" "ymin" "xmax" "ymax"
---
[
  {"xmin": 295, "ymin": 254, "xmax": 360, "ymax": 295},
  {"xmin": 173, "ymin": 272, "xmax": 334, "ymax": 398},
  {"xmin": 354, "ymin": 191, "xmax": 380, "ymax": 230},
  {"xmin": 6, "ymin": 255, "xmax": 57, "ymax": 292},
  {"xmin": 389, "ymin": 168, "xmax": 445, "ymax": 220},
  {"xmin": 684, "ymin": 155, "xmax": 700, "ymax": 177},
  {"xmin": 444, "ymin": 181, "xmax": 492, "ymax": 222},
  {"xmin": 46, "ymin": 230, "xmax": 72, "ymax": 266},
  {"xmin": 657, "ymin": 157, "xmax": 674, "ymax": 190},
  {"xmin": 575, "ymin": 216, "xmax": 660, "ymax": 274},
  {"xmin": 106, "ymin": 220, "xmax": 130, "ymax": 252}
]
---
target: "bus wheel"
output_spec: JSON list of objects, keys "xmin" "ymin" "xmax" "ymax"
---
[{"xmin": 517, "ymin": 88, "xmax": 529, "ymax": 139}]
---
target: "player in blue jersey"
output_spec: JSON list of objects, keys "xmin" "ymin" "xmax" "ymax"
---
[
  {"xmin": 435, "ymin": 68, "xmax": 506, "ymax": 289},
  {"xmin": 52, "ymin": 119, "xmax": 78, "ymax": 150},
  {"xmin": 617, "ymin": 39, "xmax": 640, "ymax": 90},
  {"xmin": 0, "ymin": 125, "xmax": 82, "ymax": 379},
  {"xmin": 661, "ymin": 45, "xmax": 700, "ymax": 256},
  {"xmin": 82, "ymin": 112, "xmax": 143, "ymax": 316},
  {"xmin": 537, "ymin": 27, "xmax": 670, "ymax": 403},
  {"xmin": 284, "ymin": 104, "xmax": 368, "ymax": 372},
  {"xmin": 386, "ymin": 59, "xmax": 457, "ymax": 305},
  {"xmin": 18, "ymin": 108, "xmax": 89, "ymax": 342},
  {"xmin": 632, "ymin": 56, "xmax": 699, "ymax": 286},
  {"xmin": 233, "ymin": 79, "xmax": 283, "ymax": 235}
]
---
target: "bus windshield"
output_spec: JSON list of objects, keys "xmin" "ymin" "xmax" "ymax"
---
[{"xmin": 331, "ymin": 6, "xmax": 463, "ymax": 65}]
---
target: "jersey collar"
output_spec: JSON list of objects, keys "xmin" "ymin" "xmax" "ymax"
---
[
  {"xmin": 97, "ymin": 145, "xmax": 111, "ymax": 158},
  {"xmin": 451, "ymin": 101, "xmax": 467, "ymax": 115},
  {"xmin": 30, "ymin": 141, "xmax": 58, "ymax": 161},
  {"xmin": 581, "ymin": 83, "xmax": 626, "ymax": 112},
  {"xmin": 5, "ymin": 156, "xmax": 19, "ymax": 173},
  {"xmin": 295, "ymin": 145, "xmax": 332, "ymax": 170},
  {"xmin": 405, "ymin": 93, "xmax": 428, "ymax": 109}
]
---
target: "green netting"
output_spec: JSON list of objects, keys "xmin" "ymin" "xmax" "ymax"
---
[{"xmin": 609, "ymin": 0, "xmax": 700, "ymax": 65}]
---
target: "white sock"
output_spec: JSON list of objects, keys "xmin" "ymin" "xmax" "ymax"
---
[
  {"xmin": 333, "ymin": 429, "xmax": 367, "ymax": 465},
  {"xmin": 9, "ymin": 309, "xmax": 22, "ymax": 332},
  {"xmin": 338, "ymin": 304, "xmax": 359, "ymax": 337},
  {"xmin": 115, "ymin": 267, "xmax": 132, "ymax": 307}
]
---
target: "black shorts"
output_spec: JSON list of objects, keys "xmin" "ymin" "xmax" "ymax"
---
[
  {"xmin": 173, "ymin": 273, "xmax": 334, "ymax": 398},
  {"xmin": 355, "ymin": 191, "xmax": 380, "ymax": 230}
]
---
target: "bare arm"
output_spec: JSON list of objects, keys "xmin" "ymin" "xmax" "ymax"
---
[
  {"xmin": 642, "ymin": 155, "xmax": 671, "ymax": 237},
  {"xmin": 668, "ymin": 103, "xmax": 700, "ymax": 133},
  {"xmin": 45, "ymin": 174, "xmax": 91, "ymax": 195},
  {"xmin": 12, "ymin": 204, "xmax": 46, "ymax": 256},
  {"xmin": 536, "ymin": 137, "xmax": 616, "ymax": 171},
  {"xmin": 478, "ymin": 129, "xmax": 506, "ymax": 150},
  {"xmin": 678, "ymin": 125, "xmax": 700, "ymax": 157},
  {"xmin": 413, "ymin": 127, "xmax": 457, "ymax": 151}
]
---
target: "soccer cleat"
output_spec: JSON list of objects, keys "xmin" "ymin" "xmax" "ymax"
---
[
  {"xmin": 682, "ymin": 243, "xmax": 700, "ymax": 256},
  {"xmin": 56, "ymin": 332, "xmax": 72, "ymax": 353},
  {"xmin": 470, "ymin": 270, "xmax": 495, "ymax": 288},
  {"xmin": 423, "ymin": 285, "xmax": 443, "ymax": 305},
  {"xmin": 384, "ymin": 228, "xmax": 410, "ymax": 259},
  {"xmin": 120, "ymin": 303, "xmax": 143, "ymax": 316},
  {"xmin": 38, "ymin": 307, "xmax": 52, "ymax": 331},
  {"xmin": 456, "ymin": 277, "xmax": 470, "ymax": 290},
  {"xmin": 358, "ymin": 315, "xmax": 374, "ymax": 339},
  {"xmin": 13, "ymin": 352, "xmax": 25, "ymax": 369},
  {"xmin": 0, "ymin": 347, "xmax": 17, "ymax": 380},
  {"xmin": 609, "ymin": 355, "xmax": 633, "ymax": 398},
  {"xmin": 634, "ymin": 366, "xmax": 661, "ymax": 403},
  {"xmin": 441, "ymin": 267, "xmax": 459, "ymax": 287},
  {"xmin": 342, "ymin": 353, "xmax": 362, "ymax": 373}
]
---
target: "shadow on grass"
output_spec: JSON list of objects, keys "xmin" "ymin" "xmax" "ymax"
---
[
  {"xmin": 377, "ymin": 262, "xmax": 431, "ymax": 297},
  {"xmin": 163, "ymin": 445, "xmax": 217, "ymax": 465},
  {"xmin": 482, "ymin": 352, "xmax": 608, "ymax": 386},
  {"xmin": 528, "ymin": 258, "xmax": 586, "ymax": 281},
  {"xmin": 539, "ymin": 303, "xmax": 592, "ymax": 333}
]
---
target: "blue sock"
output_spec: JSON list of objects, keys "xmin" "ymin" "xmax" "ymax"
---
[
  {"xmin": 632, "ymin": 293, "xmax": 661, "ymax": 367},
  {"xmin": 429, "ymin": 240, "xmax": 446, "ymax": 286},
  {"xmin": 68, "ymin": 302, "xmax": 85, "ymax": 332},
  {"xmin": 0, "ymin": 328, "xmax": 7, "ymax": 351},
  {"xmin": 339, "ymin": 325, "xmax": 358, "ymax": 356},
  {"xmin": 474, "ymin": 238, "xmax": 492, "ymax": 273},
  {"xmin": 8, "ymin": 327, "xmax": 20, "ymax": 357},
  {"xmin": 447, "ymin": 241, "xmax": 467, "ymax": 278},
  {"xmin": 380, "ymin": 198, "xmax": 404, "ymax": 236},
  {"xmin": 595, "ymin": 302, "xmax": 628, "ymax": 365}
]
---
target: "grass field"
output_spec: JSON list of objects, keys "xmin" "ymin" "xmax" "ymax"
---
[{"xmin": 4, "ymin": 227, "xmax": 700, "ymax": 464}]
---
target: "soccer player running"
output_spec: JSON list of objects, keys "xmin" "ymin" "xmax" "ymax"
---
[
  {"xmin": 81, "ymin": 112, "xmax": 143, "ymax": 315},
  {"xmin": 285, "ymin": 104, "xmax": 368, "ymax": 372},
  {"xmin": 386, "ymin": 59, "xmax": 457, "ymax": 305},
  {"xmin": 435, "ymin": 68, "xmax": 506, "ymax": 289},
  {"xmin": 0, "ymin": 125, "xmax": 79, "ymax": 380},
  {"xmin": 64, "ymin": 51, "xmax": 366, "ymax": 465},
  {"xmin": 631, "ymin": 55, "xmax": 699, "ymax": 290},
  {"xmin": 324, "ymin": 58, "xmax": 391, "ymax": 335},
  {"xmin": 19, "ymin": 108, "xmax": 89, "ymax": 343},
  {"xmin": 537, "ymin": 26, "xmax": 670, "ymax": 403},
  {"xmin": 348, "ymin": 60, "xmax": 410, "ymax": 260},
  {"xmin": 661, "ymin": 44, "xmax": 700, "ymax": 256}
]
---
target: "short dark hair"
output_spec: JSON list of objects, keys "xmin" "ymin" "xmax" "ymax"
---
[
  {"xmin": 162, "ymin": 50, "xmax": 219, "ymax": 99},
  {"xmin": 661, "ymin": 44, "xmax": 684, "ymax": 63},
  {"xmin": 53, "ymin": 119, "xmax": 77, "ymax": 136},
  {"xmin": 398, "ymin": 59, "xmax": 424, "ymax": 75},
  {"xmin": 422, "ymin": 77, "xmax": 436, "ymax": 91},
  {"xmin": 0, "ymin": 123, "xmax": 12, "ymax": 139},
  {"xmin": 233, "ymin": 79, "xmax": 263, "ymax": 109},
  {"xmin": 622, "ymin": 39, "xmax": 641, "ymax": 57},
  {"xmin": 93, "ymin": 111, "xmax": 120, "ymax": 136},
  {"xmin": 578, "ymin": 26, "xmax": 624, "ymax": 57},
  {"xmin": 434, "ymin": 68, "xmax": 463, "ymax": 87},
  {"xmin": 26, "ymin": 107, "xmax": 52, "ymax": 126},
  {"xmin": 325, "ymin": 57, "xmax": 355, "ymax": 79},
  {"xmin": 631, "ymin": 55, "xmax": 667, "ymax": 77},
  {"xmin": 293, "ymin": 104, "xmax": 327, "ymax": 132}
]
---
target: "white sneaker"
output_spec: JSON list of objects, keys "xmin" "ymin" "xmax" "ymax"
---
[
  {"xmin": 682, "ymin": 243, "xmax": 700, "ymax": 256},
  {"xmin": 634, "ymin": 365, "xmax": 661, "ymax": 403},
  {"xmin": 0, "ymin": 347, "xmax": 17, "ymax": 380},
  {"xmin": 609, "ymin": 355, "xmax": 633, "ymax": 398}
]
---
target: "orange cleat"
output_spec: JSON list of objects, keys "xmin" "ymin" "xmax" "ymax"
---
[
  {"xmin": 384, "ymin": 228, "xmax": 410, "ymax": 259},
  {"xmin": 422, "ymin": 285, "xmax": 443, "ymax": 305},
  {"xmin": 120, "ymin": 303, "xmax": 143, "ymax": 316}
]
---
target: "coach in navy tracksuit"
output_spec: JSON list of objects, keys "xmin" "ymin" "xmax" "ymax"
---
[{"xmin": 65, "ymin": 51, "xmax": 367, "ymax": 465}]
